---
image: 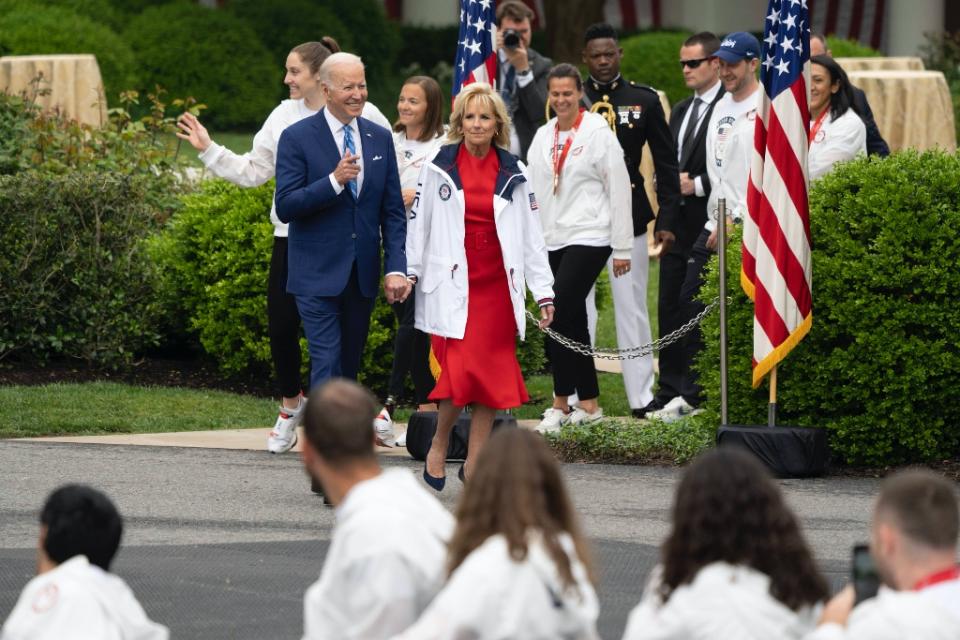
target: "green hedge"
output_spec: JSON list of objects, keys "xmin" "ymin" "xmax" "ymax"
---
[
  {"xmin": 227, "ymin": 0, "xmax": 352, "ymax": 102},
  {"xmin": 123, "ymin": 3, "xmax": 277, "ymax": 131},
  {"xmin": 148, "ymin": 180, "xmax": 276, "ymax": 376},
  {"xmin": 0, "ymin": 4, "xmax": 137, "ymax": 102},
  {"xmin": 697, "ymin": 151, "xmax": 960, "ymax": 466},
  {"xmin": 826, "ymin": 36, "xmax": 881, "ymax": 57},
  {"xmin": 619, "ymin": 31, "xmax": 692, "ymax": 109},
  {"xmin": 0, "ymin": 171, "xmax": 167, "ymax": 366}
]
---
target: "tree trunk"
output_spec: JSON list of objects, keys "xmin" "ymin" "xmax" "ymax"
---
[{"xmin": 542, "ymin": 0, "xmax": 605, "ymax": 63}]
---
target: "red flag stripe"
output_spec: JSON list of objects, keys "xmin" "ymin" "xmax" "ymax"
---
[
  {"xmin": 752, "ymin": 276, "xmax": 791, "ymax": 347},
  {"xmin": 753, "ymin": 191, "xmax": 813, "ymax": 317}
]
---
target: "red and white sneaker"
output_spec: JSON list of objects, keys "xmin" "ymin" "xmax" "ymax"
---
[
  {"xmin": 267, "ymin": 395, "xmax": 306, "ymax": 454},
  {"xmin": 374, "ymin": 407, "xmax": 396, "ymax": 447}
]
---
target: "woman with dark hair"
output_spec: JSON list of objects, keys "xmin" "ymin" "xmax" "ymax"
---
[
  {"xmin": 527, "ymin": 63, "xmax": 633, "ymax": 432},
  {"xmin": 176, "ymin": 39, "xmax": 391, "ymax": 454},
  {"xmin": 622, "ymin": 448, "xmax": 828, "ymax": 639},
  {"xmin": 808, "ymin": 54, "xmax": 866, "ymax": 180},
  {"xmin": 407, "ymin": 83, "xmax": 554, "ymax": 489},
  {"xmin": 383, "ymin": 76, "xmax": 446, "ymax": 425},
  {"xmin": 391, "ymin": 429, "xmax": 599, "ymax": 638}
]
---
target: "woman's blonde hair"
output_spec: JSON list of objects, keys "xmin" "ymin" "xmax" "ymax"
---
[{"xmin": 446, "ymin": 83, "xmax": 511, "ymax": 149}]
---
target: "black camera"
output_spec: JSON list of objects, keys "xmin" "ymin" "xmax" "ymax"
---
[{"xmin": 502, "ymin": 28, "xmax": 521, "ymax": 50}]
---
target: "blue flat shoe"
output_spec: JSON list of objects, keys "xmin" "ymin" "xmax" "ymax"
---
[{"xmin": 423, "ymin": 465, "xmax": 446, "ymax": 492}]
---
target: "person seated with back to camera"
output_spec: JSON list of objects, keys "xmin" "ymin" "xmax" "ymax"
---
[
  {"xmin": 622, "ymin": 448, "xmax": 829, "ymax": 640},
  {"xmin": 1, "ymin": 484, "xmax": 168, "ymax": 640},
  {"xmin": 805, "ymin": 469, "xmax": 960, "ymax": 640},
  {"xmin": 299, "ymin": 378, "xmax": 454, "ymax": 640},
  {"xmin": 391, "ymin": 428, "xmax": 600, "ymax": 639}
]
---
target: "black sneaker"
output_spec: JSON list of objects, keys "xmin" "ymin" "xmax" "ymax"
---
[{"xmin": 632, "ymin": 396, "xmax": 670, "ymax": 420}]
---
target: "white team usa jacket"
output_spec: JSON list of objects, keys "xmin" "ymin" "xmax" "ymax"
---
[{"xmin": 406, "ymin": 143, "xmax": 554, "ymax": 341}]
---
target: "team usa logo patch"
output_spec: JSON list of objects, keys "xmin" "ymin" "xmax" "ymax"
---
[
  {"xmin": 438, "ymin": 184, "xmax": 452, "ymax": 201},
  {"xmin": 529, "ymin": 193, "xmax": 539, "ymax": 210}
]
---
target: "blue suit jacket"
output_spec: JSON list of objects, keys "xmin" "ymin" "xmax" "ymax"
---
[{"xmin": 275, "ymin": 109, "xmax": 406, "ymax": 298}]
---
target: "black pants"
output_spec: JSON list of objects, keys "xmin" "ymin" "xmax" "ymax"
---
[
  {"xmin": 657, "ymin": 227, "xmax": 712, "ymax": 406},
  {"xmin": 547, "ymin": 245, "xmax": 611, "ymax": 400},
  {"xmin": 388, "ymin": 289, "xmax": 436, "ymax": 404},
  {"xmin": 267, "ymin": 237, "xmax": 305, "ymax": 398}
]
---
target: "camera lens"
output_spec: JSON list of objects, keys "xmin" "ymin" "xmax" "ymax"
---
[{"xmin": 503, "ymin": 29, "xmax": 520, "ymax": 49}]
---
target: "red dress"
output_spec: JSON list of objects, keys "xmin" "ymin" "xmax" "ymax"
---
[{"xmin": 428, "ymin": 145, "xmax": 529, "ymax": 409}]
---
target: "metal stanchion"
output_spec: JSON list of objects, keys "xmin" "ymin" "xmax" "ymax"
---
[{"xmin": 717, "ymin": 199, "xmax": 729, "ymax": 427}]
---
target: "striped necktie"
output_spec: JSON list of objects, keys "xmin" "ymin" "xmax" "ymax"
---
[{"xmin": 342, "ymin": 124, "xmax": 357, "ymax": 198}]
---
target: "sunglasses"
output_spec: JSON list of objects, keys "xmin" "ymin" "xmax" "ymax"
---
[{"xmin": 679, "ymin": 57, "xmax": 713, "ymax": 69}]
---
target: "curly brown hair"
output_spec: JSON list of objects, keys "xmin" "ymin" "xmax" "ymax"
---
[
  {"xmin": 659, "ymin": 448, "xmax": 828, "ymax": 610},
  {"xmin": 446, "ymin": 428, "xmax": 596, "ymax": 593}
]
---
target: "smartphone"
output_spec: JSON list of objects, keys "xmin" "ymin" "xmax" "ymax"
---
[{"xmin": 852, "ymin": 544, "xmax": 880, "ymax": 604}]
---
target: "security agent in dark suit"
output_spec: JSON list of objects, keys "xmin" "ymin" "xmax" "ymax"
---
[
  {"xmin": 650, "ymin": 32, "xmax": 726, "ymax": 416},
  {"xmin": 582, "ymin": 23, "xmax": 681, "ymax": 416},
  {"xmin": 811, "ymin": 32, "xmax": 890, "ymax": 157},
  {"xmin": 495, "ymin": 0, "xmax": 551, "ymax": 160}
]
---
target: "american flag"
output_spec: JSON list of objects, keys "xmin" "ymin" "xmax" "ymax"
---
[
  {"xmin": 742, "ymin": 0, "xmax": 813, "ymax": 388},
  {"xmin": 452, "ymin": 0, "xmax": 498, "ymax": 102}
]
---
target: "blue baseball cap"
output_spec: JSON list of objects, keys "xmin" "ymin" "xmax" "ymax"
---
[{"xmin": 716, "ymin": 32, "xmax": 761, "ymax": 62}]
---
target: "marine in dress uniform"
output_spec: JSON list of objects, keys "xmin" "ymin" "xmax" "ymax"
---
[{"xmin": 582, "ymin": 73, "xmax": 681, "ymax": 414}]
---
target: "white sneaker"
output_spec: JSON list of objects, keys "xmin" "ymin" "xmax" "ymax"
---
[
  {"xmin": 535, "ymin": 408, "xmax": 571, "ymax": 434},
  {"xmin": 374, "ymin": 407, "xmax": 396, "ymax": 447},
  {"xmin": 267, "ymin": 396, "xmax": 306, "ymax": 454},
  {"xmin": 394, "ymin": 430, "xmax": 407, "ymax": 448},
  {"xmin": 648, "ymin": 396, "xmax": 701, "ymax": 423},
  {"xmin": 568, "ymin": 406, "xmax": 604, "ymax": 425}
]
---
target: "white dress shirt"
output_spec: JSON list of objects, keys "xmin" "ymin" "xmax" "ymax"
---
[
  {"xmin": 324, "ymin": 107, "xmax": 365, "ymax": 196},
  {"xmin": 302, "ymin": 468, "xmax": 454, "ymax": 640},
  {"xmin": 675, "ymin": 80, "xmax": 722, "ymax": 198}
]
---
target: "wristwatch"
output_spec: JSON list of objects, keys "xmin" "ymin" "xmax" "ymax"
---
[{"xmin": 516, "ymin": 68, "xmax": 532, "ymax": 77}]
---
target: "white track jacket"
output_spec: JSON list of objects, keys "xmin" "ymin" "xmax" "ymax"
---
[
  {"xmin": 391, "ymin": 531, "xmax": 600, "ymax": 640},
  {"xmin": 526, "ymin": 111, "xmax": 633, "ymax": 260},
  {"xmin": 1, "ymin": 555, "xmax": 168, "ymax": 640},
  {"xmin": 406, "ymin": 143, "xmax": 554, "ymax": 340}
]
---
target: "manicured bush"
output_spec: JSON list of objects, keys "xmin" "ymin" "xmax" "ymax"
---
[
  {"xmin": 696, "ymin": 151, "xmax": 960, "ymax": 466},
  {"xmin": 0, "ymin": 0, "xmax": 127, "ymax": 32},
  {"xmin": 123, "ymin": 3, "xmax": 277, "ymax": 130},
  {"xmin": 619, "ymin": 31, "xmax": 692, "ymax": 110},
  {"xmin": 148, "ymin": 180, "xmax": 276, "ymax": 376},
  {"xmin": 548, "ymin": 415, "xmax": 714, "ymax": 464},
  {"xmin": 0, "ymin": 171, "xmax": 168, "ymax": 366},
  {"xmin": 0, "ymin": 5, "xmax": 137, "ymax": 101},
  {"xmin": 227, "ymin": 0, "xmax": 352, "ymax": 88},
  {"xmin": 826, "ymin": 36, "xmax": 881, "ymax": 58}
]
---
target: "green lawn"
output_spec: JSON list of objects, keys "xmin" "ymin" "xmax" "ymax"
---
[
  {"xmin": 0, "ymin": 382, "xmax": 276, "ymax": 439},
  {"xmin": 170, "ymin": 130, "xmax": 257, "ymax": 168}
]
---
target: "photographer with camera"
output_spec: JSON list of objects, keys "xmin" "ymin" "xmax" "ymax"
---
[
  {"xmin": 495, "ymin": 0, "xmax": 551, "ymax": 161},
  {"xmin": 807, "ymin": 470, "xmax": 960, "ymax": 640}
]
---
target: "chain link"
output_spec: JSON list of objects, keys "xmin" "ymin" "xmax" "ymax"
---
[{"xmin": 526, "ymin": 297, "xmax": 720, "ymax": 360}]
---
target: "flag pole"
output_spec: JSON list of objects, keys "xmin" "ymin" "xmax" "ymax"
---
[
  {"xmin": 768, "ymin": 365, "xmax": 778, "ymax": 426},
  {"xmin": 718, "ymin": 198, "xmax": 728, "ymax": 427}
]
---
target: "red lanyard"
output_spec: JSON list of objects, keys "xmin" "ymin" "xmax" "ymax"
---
[
  {"xmin": 914, "ymin": 566, "xmax": 960, "ymax": 591},
  {"xmin": 552, "ymin": 109, "xmax": 585, "ymax": 194},
  {"xmin": 808, "ymin": 109, "xmax": 830, "ymax": 144}
]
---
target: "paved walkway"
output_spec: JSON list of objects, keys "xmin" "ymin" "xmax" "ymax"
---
[{"xmin": 0, "ymin": 432, "xmax": 878, "ymax": 639}]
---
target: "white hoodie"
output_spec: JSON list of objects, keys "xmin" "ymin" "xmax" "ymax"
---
[
  {"xmin": 622, "ymin": 562, "xmax": 819, "ymax": 640},
  {"xmin": 391, "ymin": 531, "xmax": 599, "ymax": 640},
  {"xmin": 526, "ymin": 111, "xmax": 633, "ymax": 260},
  {"xmin": 1, "ymin": 555, "xmax": 168, "ymax": 640},
  {"xmin": 302, "ymin": 468, "xmax": 455, "ymax": 640},
  {"xmin": 804, "ymin": 579, "xmax": 960, "ymax": 640},
  {"xmin": 198, "ymin": 100, "xmax": 390, "ymax": 237}
]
